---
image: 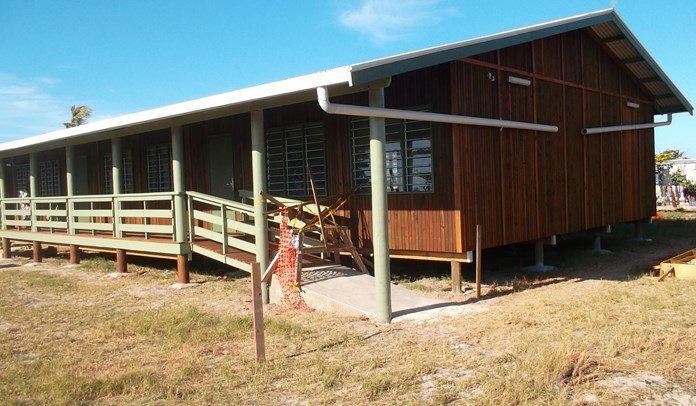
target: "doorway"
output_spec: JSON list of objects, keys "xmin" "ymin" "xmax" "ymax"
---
[{"xmin": 207, "ymin": 133, "xmax": 235, "ymax": 200}]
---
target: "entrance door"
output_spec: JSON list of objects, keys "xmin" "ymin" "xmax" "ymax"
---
[
  {"xmin": 207, "ymin": 134, "xmax": 235, "ymax": 200},
  {"xmin": 73, "ymin": 155, "xmax": 89, "ymax": 195}
]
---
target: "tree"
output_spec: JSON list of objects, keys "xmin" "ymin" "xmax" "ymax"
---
[
  {"xmin": 655, "ymin": 149, "xmax": 684, "ymax": 164},
  {"xmin": 655, "ymin": 149, "xmax": 688, "ymax": 207},
  {"xmin": 63, "ymin": 105, "xmax": 92, "ymax": 128}
]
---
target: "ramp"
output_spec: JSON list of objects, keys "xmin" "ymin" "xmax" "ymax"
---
[{"xmin": 270, "ymin": 263, "xmax": 462, "ymax": 322}]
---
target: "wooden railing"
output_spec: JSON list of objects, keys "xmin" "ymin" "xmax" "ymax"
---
[
  {"xmin": 0, "ymin": 190, "xmax": 348, "ymax": 263},
  {"xmin": 0, "ymin": 192, "xmax": 178, "ymax": 241},
  {"xmin": 186, "ymin": 191, "xmax": 257, "ymax": 255}
]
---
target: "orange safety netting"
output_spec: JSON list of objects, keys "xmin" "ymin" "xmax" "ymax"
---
[{"xmin": 275, "ymin": 208, "xmax": 313, "ymax": 312}]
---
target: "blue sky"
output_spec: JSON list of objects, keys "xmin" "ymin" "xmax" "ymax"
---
[{"xmin": 1, "ymin": 0, "xmax": 694, "ymax": 156}]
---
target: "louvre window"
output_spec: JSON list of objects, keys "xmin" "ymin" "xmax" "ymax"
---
[
  {"xmin": 39, "ymin": 160, "xmax": 61, "ymax": 196},
  {"xmin": 15, "ymin": 163, "xmax": 29, "ymax": 196},
  {"xmin": 350, "ymin": 115, "xmax": 433, "ymax": 193},
  {"xmin": 146, "ymin": 144, "xmax": 172, "ymax": 192},
  {"xmin": 265, "ymin": 122, "xmax": 326, "ymax": 197},
  {"xmin": 104, "ymin": 150, "xmax": 134, "ymax": 194}
]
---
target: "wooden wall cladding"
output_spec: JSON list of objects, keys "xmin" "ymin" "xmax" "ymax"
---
[
  {"xmin": 349, "ymin": 64, "xmax": 459, "ymax": 253},
  {"xmin": 452, "ymin": 28, "xmax": 656, "ymax": 251}
]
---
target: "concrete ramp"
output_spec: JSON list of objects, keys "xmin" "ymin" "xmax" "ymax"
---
[{"xmin": 270, "ymin": 263, "xmax": 465, "ymax": 322}]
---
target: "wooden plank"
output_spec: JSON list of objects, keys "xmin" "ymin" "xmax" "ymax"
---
[
  {"xmin": 251, "ymin": 262, "xmax": 266, "ymax": 362},
  {"xmin": 475, "ymin": 224, "xmax": 482, "ymax": 298},
  {"xmin": 658, "ymin": 266, "xmax": 674, "ymax": 282},
  {"xmin": 194, "ymin": 226, "xmax": 223, "ymax": 244},
  {"xmin": 72, "ymin": 209, "xmax": 112, "ymax": 217},
  {"xmin": 193, "ymin": 209, "xmax": 223, "ymax": 226},
  {"xmin": 118, "ymin": 209, "xmax": 173, "ymax": 218},
  {"xmin": 119, "ymin": 223, "xmax": 173, "ymax": 235}
]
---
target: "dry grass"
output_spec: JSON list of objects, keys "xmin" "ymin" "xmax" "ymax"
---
[{"xmin": 1, "ymin": 213, "xmax": 695, "ymax": 405}]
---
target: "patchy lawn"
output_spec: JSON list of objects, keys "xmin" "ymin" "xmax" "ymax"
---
[{"xmin": 0, "ymin": 211, "xmax": 695, "ymax": 405}]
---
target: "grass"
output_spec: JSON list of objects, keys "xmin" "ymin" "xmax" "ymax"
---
[{"xmin": 0, "ymin": 212, "xmax": 694, "ymax": 404}]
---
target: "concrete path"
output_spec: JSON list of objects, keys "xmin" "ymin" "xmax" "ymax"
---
[{"xmin": 270, "ymin": 263, "xmax": 478, "ymax": 322}]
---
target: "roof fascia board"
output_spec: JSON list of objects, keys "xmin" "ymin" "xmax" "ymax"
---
[{"xmin": 606, "ymin": 12, "xmax": 693, "ymax": 115}]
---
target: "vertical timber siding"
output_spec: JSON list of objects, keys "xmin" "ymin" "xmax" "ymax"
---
[{"xmin": 452, "ymin": 29, "xmax": 656, "ymax": 251}]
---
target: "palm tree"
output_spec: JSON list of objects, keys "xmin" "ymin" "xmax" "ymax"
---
[{"xmin": 63, "ymin": 105, "xmax": 92, "ymax": 128}]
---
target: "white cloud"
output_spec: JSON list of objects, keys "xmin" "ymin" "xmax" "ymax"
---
[
  {"xmin": 0, "ymin": 73, "xmax": 69, "ymax": 141},
  {"xmin": 339, "ymin": 0, "xmax": 457, "ymax": 43}
]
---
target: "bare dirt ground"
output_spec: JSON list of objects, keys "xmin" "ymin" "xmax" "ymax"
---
[{"xmin": 1, "ymin": 213, "xmax": 695, "ymax": 405}]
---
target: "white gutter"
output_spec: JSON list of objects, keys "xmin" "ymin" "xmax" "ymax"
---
[
  {"xmin": 317, "ymin": 87, "xmax": 558, "ymax": 133},
  {"xmin": 581, "ymin": 113, "xmax": 672, "ymax": 135}
]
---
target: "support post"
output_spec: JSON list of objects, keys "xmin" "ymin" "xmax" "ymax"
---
[
  {"xmin": 2, "ymin": 238, "xmax": 10, "ymax": 259},
  {"xmin": 525, "ymin": 238, "xmax": 555, "ymax": 272},
  {"xmin": 476, "ymin": 224, "xmax": 482, "ymax": 298},
  {"xmin": 369, "ymin": 86, "xmax": 392, "ymax": 323},
  {"xmin": 33, "ymin": 241, "xmax": 42, "ymax": 263},
  {"xmin": 66, "ymin": 146, "xmax": 80, "ymax": 264},
  {"xmin": 66, "ymin": 145, "xmax": 75, "ymax": 197},
  {"xmin": 251, "ymin": 110, "xmax": 270, "ymax": 303},
  {"xmin": 451, "ymin": 261, "xmax": 462, "ymax": 293},
  {"xmin": 177, "ymin": 254, "xmax": 190, "ymax": 284},
  {"xmin": 632, "ymin": 221, "xmax": 652, "ymax": 242},
  {"xmin": 171, "ymin": 126, "xmax": 190, "ymax": 283},
  {"xmin": 0, "ymin": 158, "xmax": 8, "ymax": 257},
  {"xmin": 69, "ymin": 244, "xmax": 80, "ymax": 265},
  {"xmin": 251, "ymin": 262, "xmax": 266, "ymax": 362},
  {"xmin": 0, "ymin": 157, "xmax": 5, "ymax": 203},
  {"xmin": 29, "ymin": 152, "xmax": 38, "ymax": 232},
  {"xmin": 591, "ymin": 229, "xmax": 611, "ymax": 254},
  {"xmin": 111, "ymin": 138, "xmax": 122, "ymax": 195},
  {"xmin": 116, "ymin": 249, "xmax": 127, "ymax": 273},
  {"xmin": 171, "ymin": 126, "xmax": 187, "ymax": 243},
  {"xmin": 29, "ymin": 152, "xmax": 38, "ymax": 198}
]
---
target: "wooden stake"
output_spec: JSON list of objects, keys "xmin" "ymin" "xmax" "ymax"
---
[
  {"xmin": 251, "ymin": 262, "xmax": 266, "ymax": 362},
  {"xmin": 476, "ymin": 224, "xmax": 482, "ymax": 298},
  {"xmin": 451, "ymin": 261, "xmax": 462, "ymax": 293}
]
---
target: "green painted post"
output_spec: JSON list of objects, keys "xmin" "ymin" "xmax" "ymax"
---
[
  {"xmin": 251, "ymin": 109, "xmax": 270, "ymax": 303},
  {"xmin": 171, "ymin": 126, "xmax": 190, "ymax": 283},
  {"xmin": 29, "ymin": 152, "xmax": 38, "ymax": 232},
  {"xmin": 66, "ymin": 145, "xmax": 79, "ymax": 260},
  {"xmin": 369, "ymin": 86, "xmax": 392, "ymax": 323},
  {"xmin": 66, "ymin": 146, "xmax": 75, "ymax": 197},
  {"xmin": 111, "ymin": 138, "xmax": 122, "ymax": 238},
  {"xmin": 171, "ymin": 126, "xmax": 187, "ymax": 243},
  {"xmin": 0, "ymin": 158, "xmax": 6, "ymax": 233},
  {"xmin": 111, "ymin": 138, "xmax": 122, "ymax": 195}
]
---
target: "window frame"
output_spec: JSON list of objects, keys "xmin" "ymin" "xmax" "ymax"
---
[
  {"xmin": 265, "ymin": 122, "xmax": 327, "ymax": 197},
  {"xmin": 104, "ymin": 149, "xmax": 135, "ymax": 194},
  {"xmin": 145, "ymin": 143, "xmax": 172, "ymax": 193},
  {"xmin": 350, "ymin": 108, "xmax": 435, "ymax": 194},
  {"xmin": 14, "ymin": 163, "xmax": 29, "ymax": 196},
  {"xmin": 39, "ymin": 160, "xmax": 61, "ymax": 196}
]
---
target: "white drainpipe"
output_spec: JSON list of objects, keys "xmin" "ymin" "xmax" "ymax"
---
[
  {"xmin": 317, "ymin": 87, "xmax": 559, "ymax": 133},
  {"xmin": 581, "ymin": 113, "xmax": 672, "ymax": 135}
]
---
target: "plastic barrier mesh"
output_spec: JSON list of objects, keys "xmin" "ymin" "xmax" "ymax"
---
[{"xmin": 275, "ymin": 208, "xmax": 313, "ymax": 312}]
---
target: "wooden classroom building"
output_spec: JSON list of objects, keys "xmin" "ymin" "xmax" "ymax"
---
[{"xmin": 0, "ymin": 9, "xmax": 691, "ymax": 322}]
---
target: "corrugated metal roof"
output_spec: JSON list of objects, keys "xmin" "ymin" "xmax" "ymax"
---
[{"xmin": 0, "ymin": 9, "xmax": 690, "ymax": 155}]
